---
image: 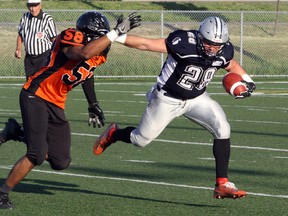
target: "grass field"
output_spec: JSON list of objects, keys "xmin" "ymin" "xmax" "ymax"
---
[{"xmin": 0, "ymin": 78, "xmax": 287, "ymax": 215}]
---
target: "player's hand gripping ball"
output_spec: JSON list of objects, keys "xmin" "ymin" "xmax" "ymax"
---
[{"xmin": 222, "ymin": 73, "xmax": 247, "ymax": 98}]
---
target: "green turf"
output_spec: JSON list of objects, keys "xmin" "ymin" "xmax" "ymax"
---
[{"xmin": 0, "ymin": 78, "xmax": 287, "ymax": 215}]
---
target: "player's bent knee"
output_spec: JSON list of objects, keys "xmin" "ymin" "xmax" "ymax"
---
[
  {"xmin": 214, "ymin": 122, "xmax": 231, "ymax": 139},
  {"xmin": 132, "ymin": 140, "xmax": 151, "ymax": 147},
  {"xmin": 50, "ymin": 158, "xmax": 71, "ymax": 170},
  {"xmin": 26, "ymin": 154, "xmax": 45, "ymax": 166},
  {"xmin": 132, "ymin": 136, "xmax": 151, "ymax": 147},
  {"xmin": 131, "ymin": 136, "xmax": 151, "ymax": 147},
  {"xmin": 130, "ymin": 130, "xmax": 153, "ymax": 147}
]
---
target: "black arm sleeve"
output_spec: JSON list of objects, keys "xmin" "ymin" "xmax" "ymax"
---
[{"xmin": 82, "ymin": 75, "xmax": 97, "ymax": 105}]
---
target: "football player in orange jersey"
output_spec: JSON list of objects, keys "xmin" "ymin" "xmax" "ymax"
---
[{"xmin": 0, "ymin": 11, "xmax": 141, "ymax": 209}]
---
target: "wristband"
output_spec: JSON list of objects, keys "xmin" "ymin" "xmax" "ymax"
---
[
  {"xmin": 106, "ymin": 30, "xmax": 119, "ymax": 42},
  {"xmin": 115, "ymin": 34, "xmax": 127, "ymax": 44},
  {"xmin": 242, "ymin": 74, "xmax": 254, "ymax": 83}
]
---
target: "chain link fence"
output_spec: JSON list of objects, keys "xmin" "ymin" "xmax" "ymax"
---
[{"xmin": 1, "ymin": 9, "xmax": 288, "ymax": 78}]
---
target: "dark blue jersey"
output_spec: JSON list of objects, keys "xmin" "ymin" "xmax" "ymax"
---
[{"xmin": 158, "ymin": 29, "xmax": 234, "ymax": 99}]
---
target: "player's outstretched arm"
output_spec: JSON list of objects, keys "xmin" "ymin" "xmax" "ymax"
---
[
  {"xmin": 113, "ymin": 13, "xmax": 167, "ymax": 53},
  {"xmin": 63, "ymin": 12, "xmax": 142, "ymax": 60},
  {"xmin": 121, "ymin": 36, "xmax": 167, "ymax": 53}
]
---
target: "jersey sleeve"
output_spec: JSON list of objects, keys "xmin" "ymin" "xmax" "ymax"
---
[
  {"xmin": 165, "ymin": 30, "xmax": 198, "ymax": 59},
  {"xmin": 46, "ymin": 16, "xmax": 57, "ymax": 39},
  {"xmin": 59, "ymin": 28, "xmax": 85, "ymax": 47},
  {"xmin": 165, "ymin": 30, "xmax": 187, "ymax": 56},
  {"xmin": 17, "ymin": 13, "xmax": 28, "ymax": 36}
]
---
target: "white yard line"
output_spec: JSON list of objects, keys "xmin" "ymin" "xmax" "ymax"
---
[
  {"xmin": 148, "ymin": 139, "xmax": 288, "ymax": 152},
  {"xmin": 71, "ymin": 132, "xmax": 288, "ymax": 152},
  {"xmin": 0, "ymin": 165, "xmax": 287, "ymax": 199}
]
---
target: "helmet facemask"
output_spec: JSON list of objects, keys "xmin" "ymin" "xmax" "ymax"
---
[{"xmin": 198, "ymin": 34, "xmax": 225, "ymax": 58}]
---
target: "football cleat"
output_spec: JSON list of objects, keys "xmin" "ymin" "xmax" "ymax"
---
[
  {"xmin": 0, "ymin": 192, "xmax": 13, "ymax": 209},
  {"xmin": 214, "ymin": 182, "xmax": 247, "ymax": 199},
  {"xmin": 0, "ymin": 118, "xmax": 23, "ymax": 145},
  {"xmin": 93, "ymin": 123, "xmax": 118, "ymax": 155}
]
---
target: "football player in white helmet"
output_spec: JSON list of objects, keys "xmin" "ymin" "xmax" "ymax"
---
[{"xmin": 94, "ymin": 16, "xmax": 256, "ymax": 199}]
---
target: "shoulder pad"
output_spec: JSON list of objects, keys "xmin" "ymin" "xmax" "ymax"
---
[
  {"xmin": 166, "ymin": 30, "xmax": 198, "ymax": 57},
  {"xmin": 60, "ymin": 28, "xmax": 85, "ymax": 46},
  {"xmin": 221, "ymin": 42, "xmax": 234, "ymax": 61}
]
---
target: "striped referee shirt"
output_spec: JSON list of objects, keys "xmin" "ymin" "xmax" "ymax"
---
[{"xmin": 18, "ymin": 10, "xmax": 57, "ymax": 56}]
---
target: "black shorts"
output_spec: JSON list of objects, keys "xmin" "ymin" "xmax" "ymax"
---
[
  {"xmin": 20, "ymin": 89, "xmax": 71, "ymax": 169},
  {"xmin": 24, "ymin": 50, "xmax": 51, "ymax": 79}
]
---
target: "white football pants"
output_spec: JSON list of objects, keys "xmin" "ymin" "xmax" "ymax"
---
[{"xmin": 130, "ymin": 85, "xmax": 231, "ymax": 147}]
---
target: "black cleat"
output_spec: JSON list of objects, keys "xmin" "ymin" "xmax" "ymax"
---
[
  {"xmin": 0, "ymin": 192, "xmax": 13, "ymax": 209},
  {"xmin": 0, "ymin": 118, "xmax": 23, "ymax": 145}
]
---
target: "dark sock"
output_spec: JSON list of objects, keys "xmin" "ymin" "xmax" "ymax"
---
[
  {"xmin": 113, "ymin": 127, "xmax": 136, "ymax": 143},
  {"xmin": 0, "ymin": 183, "xmax": 12, "ymax": 194},
  {"xmin": 213, "ymin": 139, "xmax": 230, "ymax": 179}
]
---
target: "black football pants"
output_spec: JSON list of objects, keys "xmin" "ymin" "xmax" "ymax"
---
[{"xmin": 19, "ymin": 89, "xmax": 71, "ymax": 170}]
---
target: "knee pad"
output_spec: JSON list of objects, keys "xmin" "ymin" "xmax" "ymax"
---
[
  {"xmin": 26, "ymin": 154, "xmax": 45, "ymax": 166},
  {"xmin": 215, "ymin": 121, "xmax": 231, "ymax": 139},
  {"xmin": 130, "ymin": 129, "xmax": 152, "ymax": 147},
  {"xmin": 49, "ymin": 158, "xmax": 71, "ymax": 170}
]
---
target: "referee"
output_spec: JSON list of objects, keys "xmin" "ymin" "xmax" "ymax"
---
[{"xmin": 15, "ymin": 0, "xmax": 57, "ymax": 79}]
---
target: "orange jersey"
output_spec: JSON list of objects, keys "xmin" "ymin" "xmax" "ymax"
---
[{"xmin": 23, "ymin": 28, "xmax": 107, "ymax": 109}]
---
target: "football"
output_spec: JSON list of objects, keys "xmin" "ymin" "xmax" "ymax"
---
[{"xmin": 222, "ymin": 73, "xmax": 247, "ymax": 97}]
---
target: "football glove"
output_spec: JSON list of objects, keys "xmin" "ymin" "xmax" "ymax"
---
[
  {"xmin": 114, "ymin": 12, "xmax": 141, "ymax": 35},
  {"xmin": 88, "ymin": 102, "xmax": 105, "ymax": 128},
  {"xmin": 235, "ymin": 81, "xmax": 256, "ymax": 99}
]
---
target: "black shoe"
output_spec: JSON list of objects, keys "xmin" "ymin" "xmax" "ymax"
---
[
  {"xmin": 0, "ymin": 118, "xmax": 23, "ymax": 145},
  {"xmin": 0, "ymin": 192, "xmax": 13, "ymax": 209}
]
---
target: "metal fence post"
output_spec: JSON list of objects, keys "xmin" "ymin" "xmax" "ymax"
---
[
  {"xmin": 240, "ymin": 12, "xmax": 244, "ymax": 66},
  {"xmin": 161, "ymin": 10, "xmax": 164, "ymax": 68}
]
